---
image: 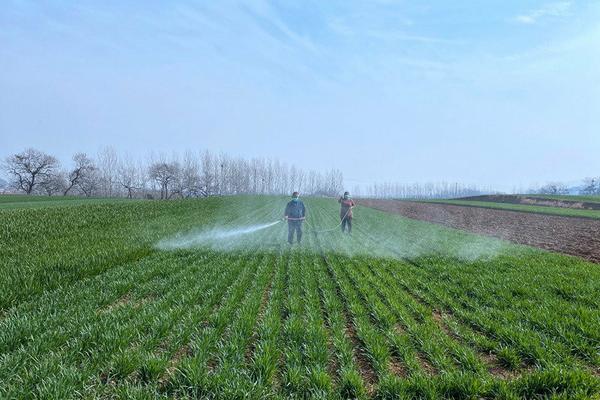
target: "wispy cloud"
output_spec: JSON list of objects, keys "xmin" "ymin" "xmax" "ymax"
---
[
  {"xmin": 513, "ymin": 1, "xmax": 572, "ymax": 24},
  {"xmin": 364, "ymin": 30, "xmax": 459, "ymax": 44},
  {"xmin": 239, "ymin": 1, "xmax": 321, "ymax": 55}
]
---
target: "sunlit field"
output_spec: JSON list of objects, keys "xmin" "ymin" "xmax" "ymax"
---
[{"xmin": 1, "ymin": 196, "xmax": 599, "ymax": 399}]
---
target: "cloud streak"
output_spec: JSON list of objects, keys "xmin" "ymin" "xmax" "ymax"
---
[{"xmin": 514, "ymin": 1, "xmax": 572, "ymax": 24}]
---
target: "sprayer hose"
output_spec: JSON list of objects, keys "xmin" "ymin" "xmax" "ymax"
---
[{"xmin": 303, "ymin": 206, "xmax": 354, "ymax": 234}]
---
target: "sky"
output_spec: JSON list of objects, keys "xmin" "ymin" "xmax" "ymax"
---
[{"xmin": 1, "ymin": 1, "xmax": 599, "ymax": 191}]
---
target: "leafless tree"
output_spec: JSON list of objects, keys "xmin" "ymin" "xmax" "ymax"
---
[
  {"xmin": 176, "ymin": 151, "xmax": 203, "ymax": 198},
  {"xmin": 326, "ymin": 169, "xmax": 344, "ymax": 196},
  {"xmin": 265, "ymin": 159, "xmax": 274, "ymax": 194},
  {"xmin": 200, "ymin": 150, "xmax": 216, "ymax": 196},
  {"xmin": 78, "ymin": 168, "xmax": 100, "ymax": 197},
  {"xmin": 249, "ymin": 158, "xmax": 260, "ymax": 194},
  {"xmin": 3, "ymin": 148, "xmax": 60, "ymax": 194},
  {"xmin": 117, "ymin": 157, "xmax": 143, "ymax": 199},
  {"xmin": 289, "ymin": 165, "xmax": 298, "ymax": 194},
  {"xmin": 307, "ymin": 171, "xmax": 317, "ymax": 195},
  {"xmin": 296, "ymin": 169, "xmax": 305, "ymax": 193},
  {"xmin": 39, "ymin": 172, "xmax": 66, "ymax": 196},
  {"xmin": 63, "ymin": 153, "xmax": 96, "ymax": 195},
  {"xmin": 0, "ymin": 177, "xmax": 8, "ymax": 194},
  {"xmin": 149, "ymin": 160, "xmax": 180, "ymax": 199},
  {"xmin": 538, "ymin": 182, "xmax": 569, "ymax": 195},
  {"xmin": 581, "ymin": 177, "xmax": 599, "ymax": 195},
  {"xmin": 97, "ymin": 146, "xmax": 119, "ymax": 197},
  {"xmin": 357, "ymin": 181, "xmax": 490, "ymax": 199},
  {"xmin": 2, "ymin": 147, "xmax": 353, "ymax": 199}
]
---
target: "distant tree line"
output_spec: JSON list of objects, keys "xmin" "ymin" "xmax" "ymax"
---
[
  {"xmin": 580, "ymin": 177, "xmax": 600, "ymax": 195},
  {"xmin": 353, "ymin": 179, "xmax": 600, "ymax": 199},
  {"xmin": 534, "ymin": 177, "xmax": 600, "ymax": 196},
  {"xmin": 536, "ymin": 182, "xmax": 570, "ymax": 196},
  {"xmin": 1, "ymin": 148, "xmax": 344, "ymax": 199},
  {"xmin": 353, "ymin": 181, "xmax": 493, "ymax": 199},
  {"xmin": 4, "ymin": 148, "xmax": 597, "ymax": 200}
]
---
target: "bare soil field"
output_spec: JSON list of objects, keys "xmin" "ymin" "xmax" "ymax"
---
[{"xmin": 362, "ymin": 199, "xmax": 600, "ymax": 264}]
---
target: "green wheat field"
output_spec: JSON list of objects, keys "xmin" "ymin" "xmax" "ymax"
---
[{"xmin": 1, "ymin": 195, "xmax": 599, "ymax": 399}]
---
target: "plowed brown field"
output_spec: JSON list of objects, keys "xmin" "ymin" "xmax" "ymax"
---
[{"xmin": 361, "ymin": 199, "xmax": 600, "ymax": 264}]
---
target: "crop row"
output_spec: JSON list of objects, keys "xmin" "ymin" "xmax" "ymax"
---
[{"xmin": 1, "ymin": 196, "xmax": 599, "ymax": 398}]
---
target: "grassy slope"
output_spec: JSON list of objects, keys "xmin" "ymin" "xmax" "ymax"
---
[
  {"xmin": 0, "ymin": 194, "xmax": 82, "ymax": 203},
  {"xmin": 1, "ymin": 196, "xmax": 599, "ymax": 399},
  {"xmin": 423, "ymin": 199, "xmax": 600, "ymax": 219},
  {"xmin": 0, "ymin": 194, "xmax": 134, "ymax": 209}
]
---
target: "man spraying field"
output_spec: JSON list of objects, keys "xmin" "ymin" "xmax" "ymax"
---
[
  {"xmin": 284, "ymin": 192, "xmax": 306, "ymax": 244},
  {"xmin": 338, "ymin": 191, "xmax": 355, "ymax": 234}
]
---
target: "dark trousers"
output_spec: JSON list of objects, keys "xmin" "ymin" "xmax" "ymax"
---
[
  {"xmin": 341, "ymin": 216, "xmax": 352, "ymax": 233},
  {"xmin": 288, "ymin": 221, "xmax": 303, "ymax": 243}
]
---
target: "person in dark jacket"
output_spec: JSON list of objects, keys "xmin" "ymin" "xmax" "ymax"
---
[
  {"xmin": 338, "ymin": 191, "xmax": 355, "ymax": 234},
  {"xmin": 284, "ymin": 191, "xmax": 306, "ymax": 244}
]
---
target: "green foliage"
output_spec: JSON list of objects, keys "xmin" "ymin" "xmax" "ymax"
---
[
  {"xmin": 497, "ymin": 346, "xmax": 521, "ymax": 370},
  {"xmin": 1, "ymin": 195, "xmax": 599, "ymax": 399}
]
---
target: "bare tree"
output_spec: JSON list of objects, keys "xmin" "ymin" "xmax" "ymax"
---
[
  {"xmin": 249, "ymin": 158, "xmax": 260, "ymax": 194},
  {"xmin": 78, "ymin": 168, "xmax": 100, "ymax": 197},
  {"xmin": 289, "ymin": 165, "xmax": 298, "ymax": 194},
  {"xmin": 296, "ymin": 168, "xmax": 305, "ymax": 193},
  {"xmin": 2, "ymin": 147, "xmax": 355, "ymax": 199},
  {"xmin": 539, "ymin": 182, "xmax": 569, "ymax": 195},
  {"xmin": 265, "ymin": 159, "xmax": 274, "ymax": 194},
  {"xmin": 328, "ymin": 169, "xmax": 344, "ymax": 196},
  {"xmin": 176, "ymin": 151, "xmax": 203, "ymax": 198},
  {"xmin": 0, "ymin": 177, "xmax": 8, "ymax": 194},
  {"xmin": 117, "ymin": 157, "xmax": 143, "ymax": 199},
  {"xmin": 149, "ymin": 161, "xmax": 180, "ymax": 199},
  {"xmin": 200, "ymin": 150, "xmax": 216, "ymax": 196},
  {"xmin": 63, "ymin": 153, "xmax": 96, "ymax": 195},
  {"xmin": 3, "ymin": 148, "xmax": 60, "ymax": 194},
  {"xmin": 581, "ymin": 177, "xmax": 599, "ymax": 195},
  {"xmin": 39, "ymin": 172, "xmax": 66, "ymax": 196},
  {"xmin": 356, "ymin": 181, "xmax": 490, "ymax": 199},
  {"xmin": 97, "ymin": 146, "xmax": 119, "ymax": 197}
]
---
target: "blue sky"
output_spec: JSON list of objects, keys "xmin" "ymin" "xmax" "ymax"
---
[{"xmin": 1, "ymin": 1, "xmax": 599, "ymax": 191}]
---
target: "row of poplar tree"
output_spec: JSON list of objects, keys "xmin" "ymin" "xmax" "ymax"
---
[{"xmin": 1, "ymin": 148, "xmax": 344, "ymax": 199}]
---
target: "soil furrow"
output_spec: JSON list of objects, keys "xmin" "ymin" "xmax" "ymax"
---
[
  {"xmin": 362, "ymin": 199, "xmax": 600, "ymax": 263},
  {"xmin": 321, "ymin": 254, "xmax": 377, "ymax": 393}
]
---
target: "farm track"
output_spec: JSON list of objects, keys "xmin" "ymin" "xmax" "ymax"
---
[
  {"xmin": 2, "ymin": 196, "xmax": 600, "ymax": 399},
  {"xmin": 361, "ymin": 198, "xmax": 600, "ymax": 263}
]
